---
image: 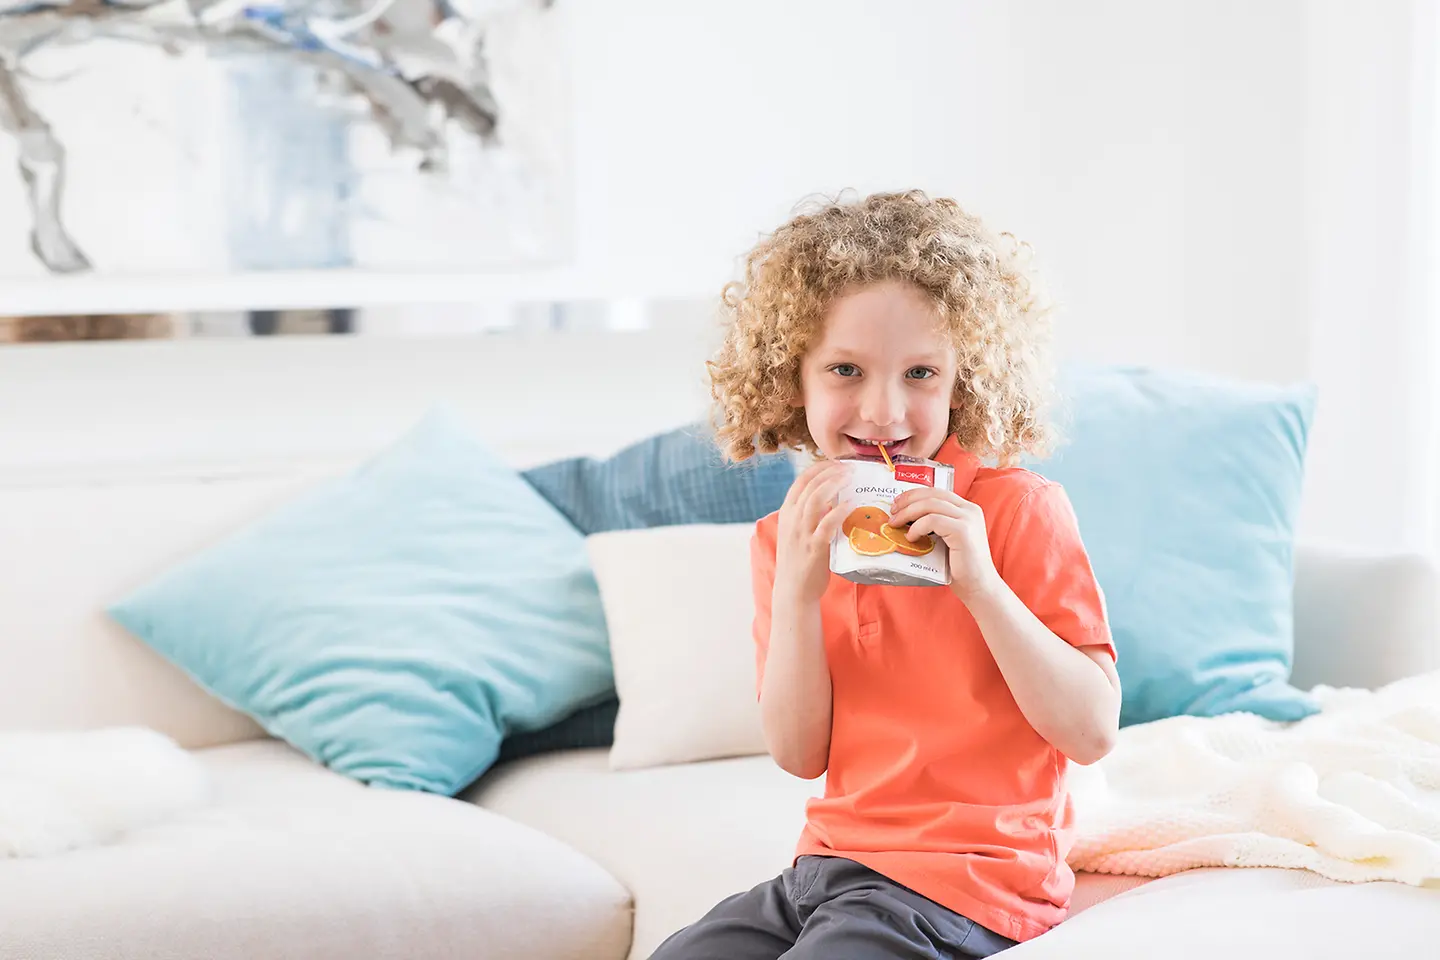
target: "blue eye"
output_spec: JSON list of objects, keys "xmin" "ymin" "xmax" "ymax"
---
[
  {"xmin": 907, "ymin": 367, "xmax": 936, "ymax": 380},
  {"xmin": 831, "ymin": 364, "xmax": 860, "ymax": 378}
]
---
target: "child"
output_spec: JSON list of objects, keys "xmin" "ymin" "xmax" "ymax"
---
[{"xmin": 649, "ymin": 191, "xmax": 1121, "ymax": 960}]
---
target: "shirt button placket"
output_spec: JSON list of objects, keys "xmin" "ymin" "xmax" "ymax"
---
[{"xmin": 855, "ymin": 584, "xmax": 881, "ymax": 649}]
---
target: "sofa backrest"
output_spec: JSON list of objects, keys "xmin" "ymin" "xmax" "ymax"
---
[{"xmin": 0, "ymin": 328, "xmax": 717, "ymax": 747}]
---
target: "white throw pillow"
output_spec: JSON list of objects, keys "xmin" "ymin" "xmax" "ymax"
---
[{"xmin": 585, "ymin": 523, "xmax": 769, "ymax": 770}]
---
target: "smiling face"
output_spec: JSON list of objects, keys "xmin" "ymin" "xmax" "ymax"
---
[{"xmin": 797, "ymin": 280, "xmax": 958, "ymax": 462}]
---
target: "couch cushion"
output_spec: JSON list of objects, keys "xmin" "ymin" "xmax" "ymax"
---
[
  {"xmin": 469, "ymin": 749, "xmax": 818, "ymax": 960},
  {"xmin": 1003, "ymin": 866, "xmax": 1440, "ymax": 958},
  {"xmin": 0, "ymin": 740, "xmax": 631, "ymax": 960},
  {"xmin": 586, "ymin": 524, "xmax": 768, "ymax": 771},
  {"xmin": 466, "ymin": 749, "xmax": 1148, "ymax": 960}
]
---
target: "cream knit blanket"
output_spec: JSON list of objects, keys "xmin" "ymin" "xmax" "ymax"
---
[{"xmin": 1068, "ymin": 669, "xmax": 1440, "ymax": 886}]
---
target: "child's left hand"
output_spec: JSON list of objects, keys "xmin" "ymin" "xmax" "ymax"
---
[{"xmin": 888, "ymin": 488, "xmax": 1000, "ymax": 603}]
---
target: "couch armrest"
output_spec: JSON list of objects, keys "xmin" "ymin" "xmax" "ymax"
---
[{"xmin": 1290, "ymin": 543, "xmax": 1440, "ymax": 691}]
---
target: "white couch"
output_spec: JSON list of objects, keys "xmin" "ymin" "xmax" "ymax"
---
[{"xmin": 3, "ymin": 332, "xmax": 1439, "ymax": 960}]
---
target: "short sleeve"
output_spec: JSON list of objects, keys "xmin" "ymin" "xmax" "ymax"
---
[
  {"xmin": 998, "ymin": 481, "xmax": 1115, "ymax": 660},
  {"xmin": 750, "ymin": 515, "xmax": 779, "ymax": 698}
]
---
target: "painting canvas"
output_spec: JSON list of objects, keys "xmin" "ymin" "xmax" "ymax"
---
[{"xmin": 0, "ymin": 0, "xmax": 569, "ymax": 279}]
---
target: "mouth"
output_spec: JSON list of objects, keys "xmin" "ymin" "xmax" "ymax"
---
[{"xmin": 846, "ymin": 436, "xmax": 909, "ymax": 458}]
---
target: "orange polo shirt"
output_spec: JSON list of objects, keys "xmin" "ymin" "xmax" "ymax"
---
[{"xmin": 750, "ymin": 436, "xmax": 1114, "ymax": 943}]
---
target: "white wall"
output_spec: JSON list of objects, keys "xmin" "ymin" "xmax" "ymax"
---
[
  {"xmin": 2, "ymin": 0, "xmax": 1435, "ymax": 551},
  {"xmin": 1302, "ymin": 0, "xmax": 1438, "ymax": 551},
  {"xmin": 562, "ymin": 0, "xmax": 1319, "ymax": 377}
]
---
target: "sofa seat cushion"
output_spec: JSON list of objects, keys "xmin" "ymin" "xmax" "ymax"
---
[
  {"xmin": 0, "ymin": 740, "xmax": 631, "ymax": 960},
  {"xmin": 466, "ymin": 749, "xmax": 1148, "ymax": 960},
  {"xmin": 1006, "ymin": 865, "xmax": 1440, "ymax": 957}
]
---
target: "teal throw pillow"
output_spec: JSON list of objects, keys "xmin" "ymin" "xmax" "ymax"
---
[
  {"xmin": 1031, "ymin": 366, "xmax": 1320, "ymax": 727},
  {"xmin": 109, "ymin": 410, "xmax": 612, "ymax": 794}
]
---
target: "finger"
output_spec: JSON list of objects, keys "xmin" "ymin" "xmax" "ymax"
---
[
  {"xmin": 798, "ymin": 458, "xmax": 849, "ymax": 500},
  {"xmin": 889, "ymin": 490, "xmax": 947, "ymax": 519},
  {"xmin": 892, "ymin": 486, "xmax": 981, "ymax": 520},
  {"xmin": 801, "ymin": 473, "xmax": 848, "ymax": 531},
  {"xmin": 905, "ymin": 514, "xmax": 955, "ymax": 542},
  {"xmin": 816, "ymin": 499, "xmax": 850, "ymax": 544},
  {"xmin": 793, "ymin": 464, "xmax": 832, "ymax": 511},
  {"xmin": 789, "ymin": 457, "xmax": 840, "ymax": 506},
  {"xmin": 889, "ymin": 498, "xmax": 968, "ymax": 529},
  {"xmin": 794, "ymin": 459, "xmax": 848, "ymax": 509},
  {"xmin": 892, "ymin": 487, "xmax": 968, "ymax": 512},
  {"xmin": 783, "ymin": 458, "xmax": 834, "ymax": 509}
]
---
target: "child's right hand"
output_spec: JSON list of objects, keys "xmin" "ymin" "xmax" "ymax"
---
[{"xmin": 774, "ymin": 458, "xmax": 850, "ymax": 605}]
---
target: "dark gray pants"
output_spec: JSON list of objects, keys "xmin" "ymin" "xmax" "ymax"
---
[{"xmin": 647, "ymin": 855, "xmax": 1017, "ymax": 960}]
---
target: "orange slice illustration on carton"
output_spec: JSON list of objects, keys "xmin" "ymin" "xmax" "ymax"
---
[
  {"xmin": 848, "ymin": 527, "xmax": 895, "ymax": 557},
  {"xmin": 842, "ymin": 505, "xmax": 889, "ymax": 538},
  {"xmin": 880, "ymin": 523, "xmax": 935, "ymax": 557}
]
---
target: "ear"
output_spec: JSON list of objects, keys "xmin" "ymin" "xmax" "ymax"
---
[{"xmin": 949, "ymin": 371, "xmax": 971, "ymax": 410}]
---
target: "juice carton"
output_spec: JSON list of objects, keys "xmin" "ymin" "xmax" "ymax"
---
[{"xmin": 829, "ymin": 455, "xmax": 955, "ymax": 587}]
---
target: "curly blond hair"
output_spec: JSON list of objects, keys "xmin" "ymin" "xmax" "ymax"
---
[{"xmin": 707, "ymin": 190, "xmax": 1057, "ymax": 466}]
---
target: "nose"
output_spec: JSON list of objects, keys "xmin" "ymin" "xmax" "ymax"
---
[{"xmin": 859, "ymin": 377, "xmax": 904, "ymax": 428}]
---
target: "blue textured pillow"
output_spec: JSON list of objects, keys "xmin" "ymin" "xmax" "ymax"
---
[
  {"xmin": 1031, "ymin": 366, "xmax": 1320, "ymax": 727},
  {"xmin": 521, "ymin": 421, "xmax": 795, "ymax": 535},
  {"xmin": 109, "ymin": 410, "xmax": 613, "ymax": 794}
]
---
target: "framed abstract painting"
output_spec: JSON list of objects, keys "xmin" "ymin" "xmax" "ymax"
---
[{"xmin": 0, "ymin": 0, "xmax": 569, "ymax": 280}]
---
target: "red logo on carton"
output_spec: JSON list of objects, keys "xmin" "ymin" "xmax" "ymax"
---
[{"xmin": 893, "ymin": 464, "xmax": 935, "ymax": 486}]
